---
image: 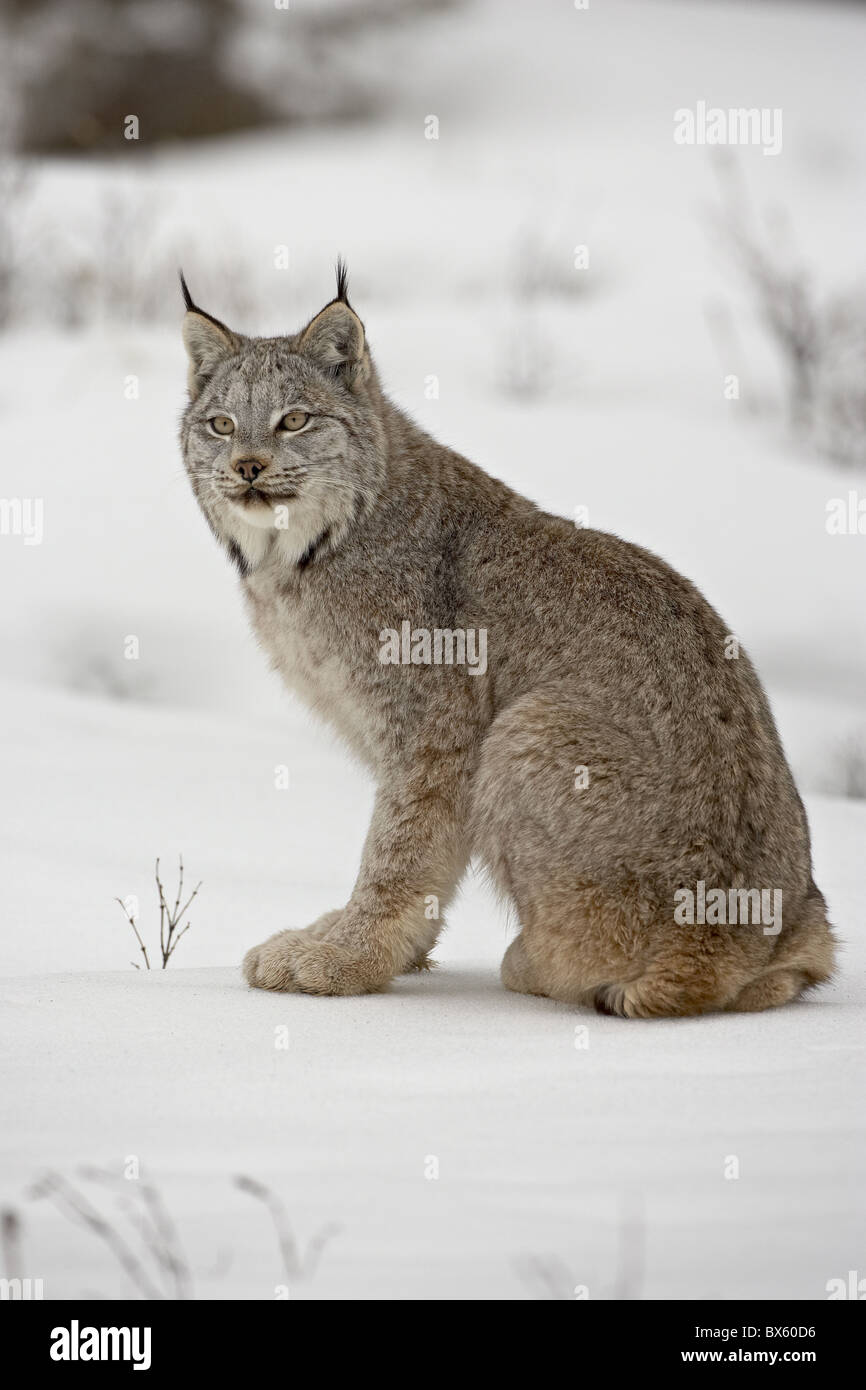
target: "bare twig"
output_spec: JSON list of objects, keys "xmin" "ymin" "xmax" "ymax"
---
[
  {"xmin": 155, "ymin": 857, "xmax": 201, "ymax": 968},
  {"xmin": 79, "ymin": 1166, "xmax": 193, "ymax": 1301},
  {"xmin": 512, "ymin": 1253, "xmax": 575, "ymax": 1300},
  {"xmin": 26, "ymin": 1167, "xmax": 333, "ymax": 1299},
  {"xmin": 140, "ymin": 1181, "xmax": 192, "ymax": 1300},
  {"xmin": 28, "ymin": 1172, "xmax": 163, "ymax": 1301},
  {"xmin": 114, "ymin": 898, "xmax": 150, "ymax": 971},
  {"xmin": 513, "ymin": 1193, "xmax": 645, "ymax": 1301},
  {"xmin": 1, "ymin": 1207, "xmax": 23, "ymax": 1280},
  {"xmin": 707, "ymin": 153, "xmax": 866, "ymax": 468},
  {"xmin": 235, "ymin": 1175, "xmax": 340, "ymax": 1282},
  {"xmin": 610, "ymin": 1193, "xmax": 645, "ymax": 1301},
  {"xmin": 114, "ymin": 856, "xmax": 202, "ymax": 971}
]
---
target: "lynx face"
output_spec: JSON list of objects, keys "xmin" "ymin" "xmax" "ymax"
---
[{"xmin": 179, "ymin": 268, "xmax": 386, "ymax": 568}]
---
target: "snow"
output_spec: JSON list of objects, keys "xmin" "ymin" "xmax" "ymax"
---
[
  {"xmin": 1, "ymin": 0, "xmax": 864, "ymax": 1299},
  {"xmin": 3, "ymin": 913, "xmax": 865, "ymax": 1299}
]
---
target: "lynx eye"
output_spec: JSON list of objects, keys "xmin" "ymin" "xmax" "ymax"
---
[
  {"xmin": 208, "ymin": 414, "xmax": 235, "ymax": 436},
  {"xmin": 277, "ymin": 411, "xmax": 310, "ymax": 433}
]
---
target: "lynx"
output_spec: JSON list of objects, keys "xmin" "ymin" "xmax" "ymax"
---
[{"xmin": 179, "ymin": 265, "xmax": 835, "ymax": 1017}]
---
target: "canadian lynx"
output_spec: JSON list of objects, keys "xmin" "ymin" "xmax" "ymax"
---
[{"xmin": 179, "ymin": 265, "xmax": 835, "ymax": 1017}]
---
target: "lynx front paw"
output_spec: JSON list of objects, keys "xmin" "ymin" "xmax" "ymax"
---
[{"xmin": 242, "ymin": 929, "xmax": 380, "ymax": 996}]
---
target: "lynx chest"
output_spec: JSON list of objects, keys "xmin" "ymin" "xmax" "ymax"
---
[{"xmin": 242, "ymin": 570, "xmax": 377, "ymax": 766}]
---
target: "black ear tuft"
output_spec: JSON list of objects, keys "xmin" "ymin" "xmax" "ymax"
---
[
  {"xmin": 179, "ymin": 269, "xmax": 195, "ymax": 312},
  {"xmin": 335, "ymin": 257, "xmax": 349, "ymax": 305},
  {"xmin": 178, "ymin": 272, "xmax": 236, "ymax": 338}
]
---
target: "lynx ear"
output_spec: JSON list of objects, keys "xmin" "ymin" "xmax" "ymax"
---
[
  {"xmin": 299, "ymin": 264, "xmax": 369, "ymax": 390},
  {"xmin": 179, "ymin": 272, "xmax": 242, "ymax": 398}
]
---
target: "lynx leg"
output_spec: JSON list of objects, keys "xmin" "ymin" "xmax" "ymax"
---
[
  {"xmin": 473, "ymin": 684, "xmax": 834, "ymax": 1018},
  {"xmin": 305, "ymin": 908, "xmax": 344, "ymax": 940},
  {"xmin": 725, "ymin": 888, "xmax": 836, "ymax": 1013},
  {"xmin": 501, "ymin": 933, "xmax": 545, "ymax": 996},
  {"xmin": 725, "ymin": 970, "xmax": 807, "ymax": 1013},
  {"xmin": 281, "ymin": 907, "xmax": 433, "ymax": 970},
  {"xmin": 244, "ymin": 757, "xmax": 472, "ymax": 994},
  {"xmin": 473, "ymin": 684, "xmax": 667, "ymax": 1007}
]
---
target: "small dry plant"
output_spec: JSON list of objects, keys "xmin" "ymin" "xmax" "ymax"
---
[
  {"xmin": 235, "ymin": 1175, "xmax": 340, "ymax": 1284},
  {"xmin": 114, "ymin": 856, "xmax": 202, "ymax": 970}
]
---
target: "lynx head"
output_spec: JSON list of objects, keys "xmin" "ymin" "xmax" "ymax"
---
[{"xmin": 179, "ymin": 263, "xmax": 387, "ymax": 573}]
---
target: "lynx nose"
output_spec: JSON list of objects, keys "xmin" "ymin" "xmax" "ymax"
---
[{"xmin": 232, "ymin": 456, "xmax": 268, "ymax": 483}]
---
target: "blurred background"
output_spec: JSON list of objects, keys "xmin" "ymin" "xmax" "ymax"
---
[{"xmin": 1, "ymin": 0, "xmax": 865, "ymax": 976}]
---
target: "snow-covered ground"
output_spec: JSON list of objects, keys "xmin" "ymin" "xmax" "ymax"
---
[{"xmin": 1, "ymin": 0, "xmax": 864, "ymax": 1299}]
